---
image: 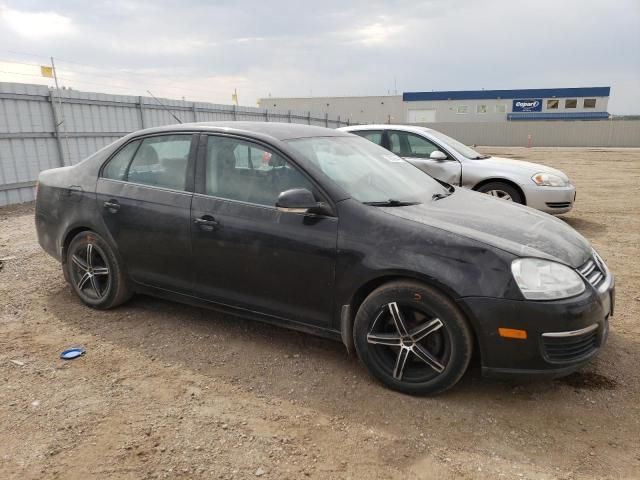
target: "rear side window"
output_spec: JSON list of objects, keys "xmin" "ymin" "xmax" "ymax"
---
[
  {"xmin": 127, "ymin": 135, "xmax": 192, "ymax": 191},
  {"xmin": 102, "ymin": 140, "xmax": 140, "ymax": 180}
]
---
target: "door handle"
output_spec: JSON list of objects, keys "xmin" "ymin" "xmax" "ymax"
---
[
  {"xmin": 194, "ymin": 216, "xmax": 219, "ymax": 231},
  {"xmin": 103, "ymin": 200, "xmax": 120, "ymax": 213}
]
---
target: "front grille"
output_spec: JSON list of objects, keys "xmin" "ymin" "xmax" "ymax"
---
[
  {"xmin": 546, "ymin": 201, "xmax": 572, "ymax": 208},
  {"xmin": 578, "ymin": 256, "xmax": 606, "ymax": 289},
  {"xmin": 542, "ymin": 324, "xmax": 599, "ymax": 363}
]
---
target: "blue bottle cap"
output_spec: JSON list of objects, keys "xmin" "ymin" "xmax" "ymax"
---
[{"xmin": 60, "ymin": 348, "xmax": 85, "ymax": 360}]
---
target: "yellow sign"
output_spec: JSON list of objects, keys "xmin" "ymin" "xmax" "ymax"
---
[{"xmin": 40, "ymin": 66, "xmax": 53, "ymax": 78}]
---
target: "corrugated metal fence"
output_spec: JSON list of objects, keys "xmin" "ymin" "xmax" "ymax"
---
[
  {"xmin": 411, "ymin": 119, "xmax": 640, "ymax": 148},
  {"xmin": 0, "ymin": 82, "xmax": 351, "ymax": 206}
]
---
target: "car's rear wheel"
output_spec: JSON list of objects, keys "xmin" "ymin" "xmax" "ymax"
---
[
  {"xmin": 353, "ymin": 281, "xmax": 473, "ymax": 395},
  {"xmin": 66, "ymin": 231, "xmax": 132, "ymax": 309},
  {"xmin": 477, "ymin": 181, "xmax": 524, "ymax": 204}
]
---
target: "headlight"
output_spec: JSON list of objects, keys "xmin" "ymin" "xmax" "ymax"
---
[
  {"xmin": 531, "ymin": 172, "xmax": 568, "ymax": 187},
  {"xmin": 511, "ymin": 258, "xmax": 585, "ymax": 300}
]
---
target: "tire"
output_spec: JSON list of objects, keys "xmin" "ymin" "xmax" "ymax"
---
[
  {"xmin": 476, "ymin": 181, "xmax": 524, "ymax": 204},
  {"xmin": 353, "ymin": 280, "xmax": 473, "ymax": 395},
  {"xmin": 65, "ymin": 231, "xmax": 132, "ymax": 309}
]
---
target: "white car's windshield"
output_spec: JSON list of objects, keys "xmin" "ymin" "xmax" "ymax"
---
[
  {"xmin": 286, "ymin": 136, "xmax": 448, "ymax": 204},
  {"xmin": 427, "ymin": 130, "xmax": 489, "ymax": 160}
]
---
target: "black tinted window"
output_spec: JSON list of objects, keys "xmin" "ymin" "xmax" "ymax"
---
[
  {"xmin": 205, "ymin": 136, "xmax": 314, "ymax": 207},
  {"xmin": 127, "ymin": 135, "xmax": 192, "ymax": 191},
  {"xmin": 102, "ymin": 140, "xmax": 140, "ymax": 180}
]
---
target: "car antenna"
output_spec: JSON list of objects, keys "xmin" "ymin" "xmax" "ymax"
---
[{"xmin": 146, "ymin": 90, "xmax": 183, "ymax": 124}]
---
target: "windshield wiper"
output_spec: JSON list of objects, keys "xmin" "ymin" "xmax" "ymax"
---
[
  {"xmin": 363, "ymin": 199, "xmax": 421, "ymax": 207},
  {"xmin": 472, "ymin": 154, "xmax": 491, "ymax": 159}
]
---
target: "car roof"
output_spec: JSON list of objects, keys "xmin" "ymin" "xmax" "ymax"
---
[
  {"xmin": 131, "ymin": 121, "xmax": 352, "ymax": 141},
  {"xmin": 339, "ymin": 124, "xmax": 436, "ymax": 135}
]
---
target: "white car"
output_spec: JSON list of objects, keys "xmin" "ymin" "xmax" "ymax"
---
[{"xmin": 339, "ymin": 125, "xmax": 576, "ymax": 214}]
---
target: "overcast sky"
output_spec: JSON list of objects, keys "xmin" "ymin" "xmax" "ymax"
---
[{"xmin": 0, "ymin": 0, "xmax": 638, "ymax": 113}]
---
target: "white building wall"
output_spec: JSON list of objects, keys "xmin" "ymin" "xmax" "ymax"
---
[
  {"xmin": 404, "ymin": 96, "xmax": 610, "ymax": 122},
  {"xmin": 259, "ymin": 96, "xmax": 404, "ymax": 124}
]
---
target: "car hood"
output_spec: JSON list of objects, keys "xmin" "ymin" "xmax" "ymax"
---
[
  {"xmin": 380, "ymin": 188, "xmax": 590, "ymax": 267},
  {"xmin": 473, "ymin": 156, "xmax": 570, "ymax": 183}
]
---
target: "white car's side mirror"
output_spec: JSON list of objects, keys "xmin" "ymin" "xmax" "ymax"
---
[{"xmin": 430, "ymin": 150, "xmax": 448, "ymax": 161}]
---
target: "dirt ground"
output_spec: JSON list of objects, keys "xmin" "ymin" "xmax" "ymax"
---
[{"xmin": 1, "ymin": 147, "xmax": 639, "ymax": 480}]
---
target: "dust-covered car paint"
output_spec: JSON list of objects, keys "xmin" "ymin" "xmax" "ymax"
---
[{"xmin": 35, "ymin": 122, "xmax": 613, "ymax": 392}]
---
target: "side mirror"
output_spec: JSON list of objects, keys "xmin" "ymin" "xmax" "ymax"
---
[
  {"xmin": 276, "ymin": 188, "xmax": 332, "ymax": 215},
  {"xmin": 430, "ymin": 150, "xmax": 448, "ymax": 161}
]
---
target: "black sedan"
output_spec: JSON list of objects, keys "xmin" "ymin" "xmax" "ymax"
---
[{"xmin": 35, "ymin": 122, "xmax": 614, "ymax": 395}]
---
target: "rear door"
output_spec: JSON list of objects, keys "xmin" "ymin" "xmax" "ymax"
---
[
  {"xmin": 386, "ymin": 130, "xmax": 462, "ymax": 185},
  {"xmin": 96, "ymin": 133, "xmax": 197, "ymax": 293},
  {"xmin": 190, "ymin": 134, "xmax": 338, "ymax": 327}
]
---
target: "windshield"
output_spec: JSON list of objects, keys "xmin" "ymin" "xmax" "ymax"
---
[
  {"xmin": 426, "ymin": 130, "xmax": 488, "ymax": 159},
  {"xmin": 286, "ymin": 136, "xmax": 447, "ymax": 204}
]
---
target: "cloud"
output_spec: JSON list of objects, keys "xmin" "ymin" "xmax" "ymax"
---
[
  {"xmin": 352, "ymin": 20, "xmax": 404, "ymax": 46},
  {"xmin": 0, "ymin": 5, "xmax": 75, "ymax": 39},
  {"xmin": 0, "ymin": 0, "xmax": 638, "ymax": 113}
]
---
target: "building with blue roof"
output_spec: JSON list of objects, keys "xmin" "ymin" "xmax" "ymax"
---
[
  {"xmin": 402, "ymin": 87, "xmax": 610, "ymax": 122},
  {"xmin": 259, "ymin": 87, "xmax": 611, "ymax": 124}
]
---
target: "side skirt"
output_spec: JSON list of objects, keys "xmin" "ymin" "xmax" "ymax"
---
[{"xmin": 132, "ymin": 282, "xmax": 343, "ymax": 343}]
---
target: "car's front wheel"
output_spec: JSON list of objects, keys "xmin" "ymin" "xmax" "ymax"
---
[
  {"xmin": 476, "ymin": 181, "xmax": 524, "ymax": 204},
  {"xmin": 65, "ymin": 231, "xmax": 132, "ymax": 309},
  {"xmin": 353, "ymin": 281, "xmax": 473, "ymax": 395}
]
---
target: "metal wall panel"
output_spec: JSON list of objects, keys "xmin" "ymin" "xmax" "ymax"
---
[{"xmin": 0, "ymin": 82, "xmax": 350, "ymax": 206}]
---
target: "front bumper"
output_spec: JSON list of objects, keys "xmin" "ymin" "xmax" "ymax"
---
[
  {"xmin": 458, "ymin": 273, "xmax": 614, "ymax": 379},
  {"xmin": 520, "ymin": 183, "xmax": 576, "ymax": 214}
]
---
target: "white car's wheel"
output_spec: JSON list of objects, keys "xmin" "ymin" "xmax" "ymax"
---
[{"xmin": 477, "ymin": 182, "xmax": 524, "ymax": 204}]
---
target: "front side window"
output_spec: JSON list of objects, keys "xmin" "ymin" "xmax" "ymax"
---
[
  {"xmin": 286, "ymin": 136, "xmax": 447, "ymax": 204},
  {"xmin": 405, "ymin": 132, "xmax": 440, "ymax": 157},
  {"xmin": 584, "ymin": 98, "xmax": 596, "ymax": 108},
  {"xmin": 352, "ymin": 130, "xmax": 384, "ymax": 146},
  {"xmin": 205, "ymin": 136, "xmax": 315, "ymax": 207},
  {"xmin": 547, "ymin": 99, "xmax": 559, "ymax": 109},
  {"xmin": 565, "ymin": 99, "xmax": 577, "ymax": 108},
  {"xmin": 102, "ymin": 140, "xmax": 141, "ymax": 180},
  {"xmin": 387, "ymin": 131, "xmax": 439, "ymax": 157},
  {"xmin": 126, "ymin": 135, "xmax": 192, "ymax": 191}
]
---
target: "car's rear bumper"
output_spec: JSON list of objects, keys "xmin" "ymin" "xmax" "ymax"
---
[
  {"xmin": 458, "ymin": 273, "xmax": 614, "ymax": 378},
  {"xmin": 521, "ymin": 184, "xmax": 576, "ymax": 214}
]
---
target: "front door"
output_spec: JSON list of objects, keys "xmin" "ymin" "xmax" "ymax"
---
[
  {"xmin": 386, "ymin": 130, "xmax": 462, "ymax": 185},
  {"xmin": 96, "ymin": 133, "xmax": 196, "ymax": 293},
  {"xmin": 190, "ymin": 134, "xmax": 338, "ymax": 327}
]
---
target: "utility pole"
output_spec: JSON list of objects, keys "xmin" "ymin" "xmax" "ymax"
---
[{"xmin": 51, "ymin": 57, "xmax": 70, "ymax": 165}]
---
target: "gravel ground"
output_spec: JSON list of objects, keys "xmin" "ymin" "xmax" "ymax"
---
[{"xmin": 1, "ymin": 147, "xmax": 639, "ymax": 480}]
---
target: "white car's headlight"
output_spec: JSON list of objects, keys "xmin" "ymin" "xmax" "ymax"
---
[
  {"xmin": 511, "ymin": 258, "xmax": 585, "ymax": 300},
  {"xmin": 531, "ymin": 172, "xmax": 568, "ymax": 187}
]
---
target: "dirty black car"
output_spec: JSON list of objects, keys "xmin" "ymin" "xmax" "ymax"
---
[{"xmin": 35, "ymin": 122, "xmax": 614, "ymax": 394}]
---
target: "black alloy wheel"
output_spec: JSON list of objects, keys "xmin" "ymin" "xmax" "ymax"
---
[
  {"xmin": 354, "ymin": 281, "xmax": 473, "ymax": 395},
  {"xmin": 66, "ymin": 231, "xmax": 132, "ymax": 309}
]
